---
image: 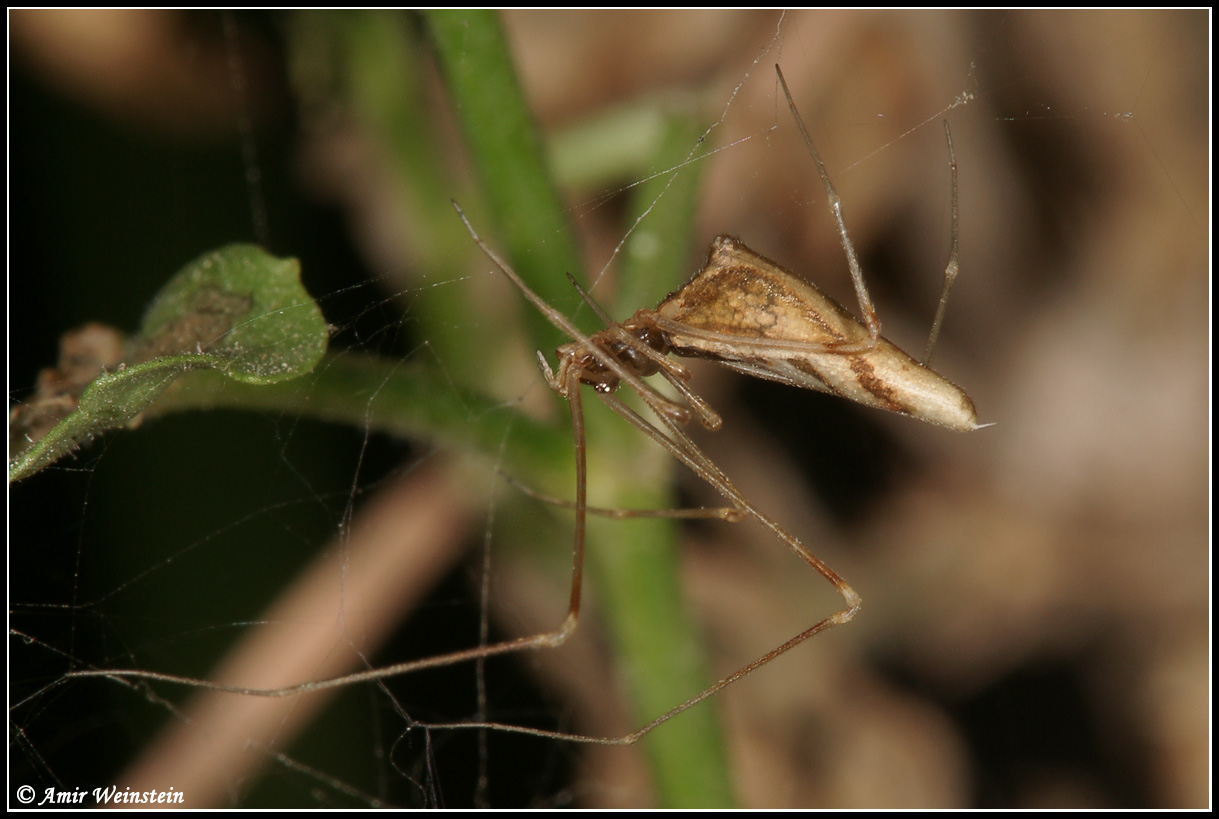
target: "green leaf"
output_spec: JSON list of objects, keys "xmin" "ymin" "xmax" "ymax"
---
[
  {"xmin": 135, "ymin": 244, "xmax": 327, "ymax": 383},
  {"xmin": 9, "ymin": 244, "xmax": 327, "ymax": 483}
]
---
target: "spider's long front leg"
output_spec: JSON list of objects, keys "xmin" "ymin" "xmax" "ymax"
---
[
  {"xmin": 590, "ymin": 391, "xmax": 860, "ymax": 744},
  {"xmin": 776, "ymin": 64, "xmax": 880, "ymax": 345},
  {"xmin": 923, "ymin": 120, "xmax": 961, "ymax": 366},
  {"xmin": 556, "ymin": 361, "xmax": 589, "ymax": 644},
  {"xmin": 600, "ymin": 392, "xmax": 859, "ymax": 612}
]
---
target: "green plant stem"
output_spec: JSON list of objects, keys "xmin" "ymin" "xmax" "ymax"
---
[
  {"xmin": 427, "ymin": 10, "xmax": 734, "ymax": 807},
  {"xmin": 148, "ymin": 354, "xmax": 573, "ymax": 489}
]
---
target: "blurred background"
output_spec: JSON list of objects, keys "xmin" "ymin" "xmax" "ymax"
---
[{"xmin": 9, "ymin": 10, "xmax": 1208, "ymax": 808}]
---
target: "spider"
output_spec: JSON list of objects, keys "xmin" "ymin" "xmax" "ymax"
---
[{"xmin": 70, "ymin": 65, "xmax": 979, "ymax": 748}]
